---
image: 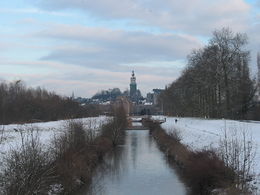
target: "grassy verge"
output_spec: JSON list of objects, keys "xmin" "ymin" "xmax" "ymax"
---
[
  {"xmin": 52, "ymin": 107, "xmax": 127, "ymax": 194},
  {"xmin": 0, "ymin": 107, "xmax": 127, "ymax": 195},
  {"xmin": 145, "ymin": 121, "xmax": 250, "ymax": 195}
]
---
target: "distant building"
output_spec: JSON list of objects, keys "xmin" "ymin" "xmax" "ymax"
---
[
  {"xmin": 152, "ymin": 89, "xmax": 164, "ymax": 105},
  {"xmin": 130, "ymin": 70, "xmax": 137, "ymax": 100},
  {"xmin": 129, "ymin": 71, "xmax": 142, "ymax": 102},
  {"xmin": 145, "ymin": 89, "xmax": 164, "ymax": 105},
  {"xmin": 146, "ymin": 92, "xmax": 154, "ymax": 103}
]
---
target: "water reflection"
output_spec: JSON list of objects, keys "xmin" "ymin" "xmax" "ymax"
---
[
  {"xmin": 82, "ymin": 130, "xmax": 187, "ymax": 195},
  {"xmin": 130, "ymin": 131, "xmax": 138, "ymax": 169}
]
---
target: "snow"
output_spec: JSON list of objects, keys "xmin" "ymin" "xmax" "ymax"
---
[
  {"xmin": 131, "ymin": 117, "xmax": 142, "ymax": 121},
  {"xmin": 132, "ymin": 122, "xmax": 143, "ymax": 127},
  {"xmin": 153, "ymin": 116, "xmax": 260, "ymax": 191},
  {"xmin": 0, "ymin": 116, "xmax": 111, "ymax": 171},
  {"xmin": 1, "ymin": 115, "xmax": 260, "ymax": 190}
]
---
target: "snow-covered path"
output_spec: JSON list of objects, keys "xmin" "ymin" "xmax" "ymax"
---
[
  {"xmin": 161, "ymin": 117, "xmax": 260, "ymax": 150},
  {"xmin": 152, "ymin": 116, "xmax": 260, "ymax": 190}
]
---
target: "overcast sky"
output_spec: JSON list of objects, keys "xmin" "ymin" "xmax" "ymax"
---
[{"xmin": 0, "ymin": 0, "xmax": 259, "ymax": 97}]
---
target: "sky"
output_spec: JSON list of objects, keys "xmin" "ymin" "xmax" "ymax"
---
[{"xmin": 0, "ymin": 0, "xmax": 259, "ymax": 97}]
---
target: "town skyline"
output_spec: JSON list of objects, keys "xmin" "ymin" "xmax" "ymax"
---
[{"xmin": 0, "ymin": 0, "xmax": 260, "ymax": 97}]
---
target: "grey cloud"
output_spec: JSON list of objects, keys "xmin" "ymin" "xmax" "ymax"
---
[
  {"xmin": 33, "ymin": 0, "xmax": 250, "ymax": 35},
  {"xmin": 37, "ymin": 25, "xmax": 201, "ymax": 70},
  {"xmin": 53, "ymin": 65, "xmax": 178, "ymax": 96},
  {"xmin": 0, "ymin": 41, "xmax": 15, "ymax": 51}
]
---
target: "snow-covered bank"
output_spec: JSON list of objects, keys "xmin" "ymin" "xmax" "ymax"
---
[
  {"xmin": 153, "ymin": 116, "xmax": 260, "ymax": 191},
  {"xmin": 0, "ymin": 116, "xmax": 111, "ymax": 169}
]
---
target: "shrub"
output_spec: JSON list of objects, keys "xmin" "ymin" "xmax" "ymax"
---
[
  {"xmin": 218, "ymin": 124, "xmax": 256, "ymax": 192},
  {"xmin": 0, "ymin": 104, "xmax": 127, "ymax": 194},
  {"xmin": 0, "ymin": 127, "xmax": 55, "ymax": 195},
  {"xmin": 168, "ymin": 128, "xmax": 182, "ymax": 142},
  {"xmin": 147, "ymin": 120, "xmax": 246, "ymax": 194},
  {"xmin": 51, "ymin": 109, "xmax": 126, "ymax": 194},
  {"xmin": 101, "ymin": 106, "xmax": 127, "ymax": 146},
  {"xmin": 51, "ymin": 120, "xmax": 99, "ymax": 193},
  {"xmin": 186, "ymin": 150, "xmax": 234, "ymax": 194}
]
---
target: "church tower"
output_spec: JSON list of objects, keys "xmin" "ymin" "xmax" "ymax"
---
[{"xmin": 130, "ymin": 70, "xmax": 137, "ymax": 100}]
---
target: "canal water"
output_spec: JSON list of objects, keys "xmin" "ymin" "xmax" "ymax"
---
[{"xmin": 82, "ymin": 129, "xmax": 187, "ymax": 195}]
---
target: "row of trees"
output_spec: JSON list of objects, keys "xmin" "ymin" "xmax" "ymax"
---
[
  {"xmin": 160, "ymin": 28, "xmax": 256, "ymax": 119},
  {"xmin": 92, "ymin": 88, "xmax": 124, "ymax": 101},
  {"xmin": 0, "ymin": 80, "xmax": 100, "ymax": 124}
]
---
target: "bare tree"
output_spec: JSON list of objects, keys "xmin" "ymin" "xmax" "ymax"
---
[
  {"xmin": 218, "ymin": 122, "xmax": 256, "ymax": 192},
  {"xmin": 0, "ymin": 127, "xmax": 56, "ymax": 195},
  {"xmin": 160, "ymin": 28, "xmax": 255, "ymax": 120},
  {"xmin": 0, "ymin": 80, "xmax": 96, "ymax": 125}
]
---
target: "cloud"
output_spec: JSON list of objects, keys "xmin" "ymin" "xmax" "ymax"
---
[
  {"xmin": 0, "ymin": 8, "xmax": 72, "ymax": 17},
  {"xmin": 0, "ymin": 58, "xmax": 178, "ymax": 97},
  {"xmin": 257, "ymin": 0, "xmax": 260, "ymax": 7},
  {"xmin": 33, "ymin": 0, "xmax": 251, "ymax": 35},
  {"xmin": 16, "ymin": 18, "xmax": 38, "ymax": 25},
  {"xmin": 0, "ymin": 21, "xmax": 187, "ymax": 97},
  {"xmin": 35, "ymin": 24, "xmax": 202, "ymax": 70},
  {"xmin": 2, "ymin": 0, "xmax": 257, "ymax": 97},
  {"xmin": 0, "ymin": 40, "xmax": 20, "ymax": 52}
]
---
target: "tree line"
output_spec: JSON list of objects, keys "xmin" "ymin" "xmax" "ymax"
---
[
  {"xmin": 92, "ymin": 88, "xmax": 124, "ymax": 101},
  {"xmin": 160, "ymin": 28, "xmax": 258, "ymax": 120},
  {"xmin": 0, "ymin": 80, "xmax": 100, "ymax": 124}
]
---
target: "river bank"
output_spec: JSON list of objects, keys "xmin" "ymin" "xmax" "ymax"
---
[
  {"xmin": 146, "ymin": 121, "xmax": 251, "ymax": 194},
  {"xmin": 81, "ymin": 129, "xmax": 187, "ymax": 195}
]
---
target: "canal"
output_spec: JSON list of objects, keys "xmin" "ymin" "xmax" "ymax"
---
[{"xmin": 81, "ymin": 128, "xmax": 187, "ymax": 195}]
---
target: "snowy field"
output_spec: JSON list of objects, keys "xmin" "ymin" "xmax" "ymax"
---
[
  {"xmin": 153, "ymin": 116, "xmax": 260, "ymax": 191},
  {"xmin": 0, "ymin": 116, "xmax": 111, "ymax": 170}
]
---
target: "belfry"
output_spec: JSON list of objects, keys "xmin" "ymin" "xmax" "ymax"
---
[{"xmin": 130, "ymin": 70, "xmax": 137, "ymax": 101}]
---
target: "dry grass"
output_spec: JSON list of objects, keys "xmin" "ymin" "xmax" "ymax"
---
[
  {"xmin": 51, "ymin": 106, "xmax": 127, "ymax": 194},
  {"xmin": 0, "ymin": 106, "xmax": 127, "ymax": 195},
  {"xmin": 146, "ymin": 121, "xmax": 248, "ymax": 195},
  {"xmin": 0, "ymin": 127, "xmax": 56, "ymax": 195}
]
